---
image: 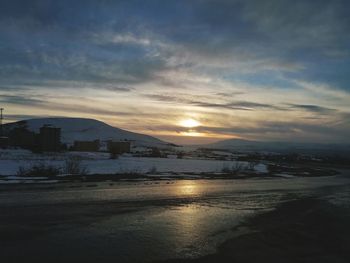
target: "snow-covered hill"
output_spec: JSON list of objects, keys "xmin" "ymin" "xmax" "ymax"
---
[{"xmin": 3, "ymin": 118, "xmax": 169, "ymax": 147}]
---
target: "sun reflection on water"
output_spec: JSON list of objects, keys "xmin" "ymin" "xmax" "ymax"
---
[{"xmin": 176, "ymin": 181, "xmax": 199, "ymax": 196}]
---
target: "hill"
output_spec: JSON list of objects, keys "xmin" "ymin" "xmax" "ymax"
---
[
  {"xmin": 3, "ymin": 117, "xmax": 169, "ymax": 148},
  {"xmin": 202, "ymin": 138, "xmax": 350, "ymax": 155}
]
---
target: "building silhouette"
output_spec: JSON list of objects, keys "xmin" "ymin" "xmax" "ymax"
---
[
  {"xmin": 0, "ymin": 108, "xmax": 9, "ymax": 148},
  {"xmin": 73, "ymin": 140, "xmax": 100, "ymax": 152},
  {"xmin": 40, "ymin": 125, "xmax": 61, "ymax": 152},
  {"xmin": 9, "ymin": 126, "xmax": 37, "ymax": 150},
  {"xmin": 107, "ymin": 140, "xmax": 131, "ymax": 154}
]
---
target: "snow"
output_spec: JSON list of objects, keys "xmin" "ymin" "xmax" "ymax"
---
[
  {"xmin": 0, "ymin": 149, "xmax": 34, "ymax": 160},
  {"xmin": 0, "ymin": 149, "xmax": 269, "ymax": 180},
  {"xmin": 275, "ymin": 173, "xmax": 295, "ymax": 178},
  {"xmin": 5, "ymin": 176, "xmax": 48, "ymax": 180},
  {"xmin": 254, "ymin": 163, "xmax": 268, "ymax": 173},
  {"xmin": 0, "ymin": 155, "xmax": 268, "ymax": 176},
  {"xmin": 87, "ymin": 157, "xmax": 236, "ymax": 174},
  {"xmin": 212, "ymin": 151, "xmax": 233, "ymax": 156},
  {"xmin": 0, "ymin": 149, "xmax": 111, "ymax": 161},
  {"xmin": 0, "ymin": 179, "xmax": 59, "ymax": 184}
]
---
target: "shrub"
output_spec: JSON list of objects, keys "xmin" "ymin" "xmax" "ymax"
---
[
  {"xmin": 150, "ymin": 147, "xmax": 161, "ymax": 157},
  {"xmin": 221, "ymin": 162, "xmax": 245, "ymax": 175},
  {"xmin": 147, "ymin": 165, "xmax": 158, "ymax": 174},
  {"xmin": 110, "ymin": 152, "xmax": 119, "ymax": 159},
  {"xmin": 64, "ymin": 156, "xmax": 88, "ymax": 175},
  {"xmin": 247, "ymin": 161, "xmax": 258, "ymax": 171},
  {"xmin": 221, "ymin": 164, "xmax": 232, "ymax": 174},
  {"xmin": 17, "ymin": 163, "xmax": 61, "ymax": 177},
  {"xmin": 177, "ymin": 152, "xmax": 184, "ymax": 159}
]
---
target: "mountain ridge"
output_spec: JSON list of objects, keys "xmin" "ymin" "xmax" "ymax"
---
[
  {"xmin": 3, "ymin": 117, "xmax": 169, "ymax": 147},
  {"xmin": 201, "ymin": 138, "xmax": 350, "ymax": 154}
]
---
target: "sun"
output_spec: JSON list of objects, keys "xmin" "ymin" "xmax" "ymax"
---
[{"xmin": 179, "ymin": 118, "xmax": 201, "ymax": 128}]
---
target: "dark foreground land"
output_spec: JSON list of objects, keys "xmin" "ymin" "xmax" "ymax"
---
[
  {"xmin": 161, "ymin": 197, "xmax": 350, "ymax": 263},
  {"xmin": 0, "ymin": 177, "xmax": 349, "ymax": 263}
]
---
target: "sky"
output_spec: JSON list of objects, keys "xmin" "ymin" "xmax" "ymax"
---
[{"xmin": 1, "ymin": 0, "xmax": 350, "ymax": 145}]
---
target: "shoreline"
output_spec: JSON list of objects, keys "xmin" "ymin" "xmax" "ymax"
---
[
  {"xmin": 0, "ymin": 167, "xmax": 339, "ymax": 187},
  {"xmin": 159, "ymin": 197, "xmax": 350, "ymax": 263},
  {"xmin": 0, "ymin": 179, "xmax": 349, "ymax": 262}
]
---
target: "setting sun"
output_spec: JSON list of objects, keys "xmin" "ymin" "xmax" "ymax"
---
[{"xmin": 179, "ymin": 118, "xmax": 201, "ymax": 128}]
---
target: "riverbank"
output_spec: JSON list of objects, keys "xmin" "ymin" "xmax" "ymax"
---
[
  {"xmin": 160, "ymin": 197, "xmax": 350, "ymax": 263},
  {"xmin": 1, "ymin": 177, "xmax": 349, "ymax": 262},
  {"xmin": 0, "ymin": 166, "xmax": 338, "ymax": 186}
]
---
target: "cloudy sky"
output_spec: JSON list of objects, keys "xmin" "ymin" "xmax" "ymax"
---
[{"xmin": 1, "ymin": 0, "xmax": 350, "ymax": 144}]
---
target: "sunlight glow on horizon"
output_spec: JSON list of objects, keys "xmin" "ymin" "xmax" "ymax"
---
[{"xmin": 179, "ymin": 118, "xmax": 201, "ymax": 128}]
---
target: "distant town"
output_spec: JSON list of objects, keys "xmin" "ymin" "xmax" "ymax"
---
[
  {"xmin": 0, "ymin": 112, "xmax": 348, "ymax": 184},
  {"xmin": 0, "ymin": 121, "xmax": 132, "ymax": 155}
]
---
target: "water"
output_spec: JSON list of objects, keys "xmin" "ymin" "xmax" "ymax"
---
[
  {"xmin": 1, "ymin": 173, "xmax": 349, "ymax": 262},
  {"xmin": 1, "ymin": 175, "xmax": 349, "ymax": 206}
]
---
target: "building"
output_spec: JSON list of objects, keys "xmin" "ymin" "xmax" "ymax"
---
[
  {"xmin": 107, "ymin": 140, "xmax": 131, "ymax": 154},
  {"xmin": 40, "ymin": 125, "xmax": 61, "ymax": 152},
  {"xmin": 73, "ymin": 140, "xmax": 100, "ymax": 152},
  {"xmin": 0, "ymin": 136, "xmax": 9, "ymax": 148},
  {"xmin": 0, "ymin": 108, "xmax": 10, "ymax": 149},
  {"xmin": 8, "ymin": 125, "xmax": 37, "ymax": 150}
]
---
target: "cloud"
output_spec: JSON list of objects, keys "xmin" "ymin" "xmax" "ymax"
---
[
  {"xmin": 192, "ymin": 101, "xmax": 283, "ymax": 111},
  {"xmin": 103, "ymin": 85, "xmax": 133, "ymax": 92},
  {"xmin": 194, "ymin": 120, "xmax": 350, "ymax": 142},
  {"xmin": 0, "ymin": 94, "xmax": 138, "ymax": 117},
  {"xmin": 216, "ymin": 91, "xmax": 246, "ymax": 97},
  {"xmin": 1, "ymin": 0, "xmax": 350, "ymax": 143},
  {"xmin": 0, "ymin": 95, "xmax": 44, "ymax": 106},
  {"xmin": 139, "ymin": 117, "xmax": 350, "ymax": 143},
  {"xmin": 0, "ymin": 44, "xmax": 168, "ymax": 86},
  {"xmin": 4, "ymin": 114, "xmax": 66, "ymax": 122},
  {"xmin": 144, "ymin": 93, "xmax": 283, "ymax": 111},
  {"xmin": 111, "ymin": 34, "xmax": 152, "ymax": 46},
  {"xmin": 288, "ymin": 104, "xmax": 337, "ymax": 114},
  {"xmin": 1, "ymin": 0, "xmax": 349, "ymax": 90}
]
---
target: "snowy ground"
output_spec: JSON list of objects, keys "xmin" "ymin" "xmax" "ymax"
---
[
  {"xmin": 0, "ymin": 149, "xmax": 268, "ymax": 176},
  {"xmin": 0, "ymin": 157, "xmax": 268, "ymax": 175}
]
